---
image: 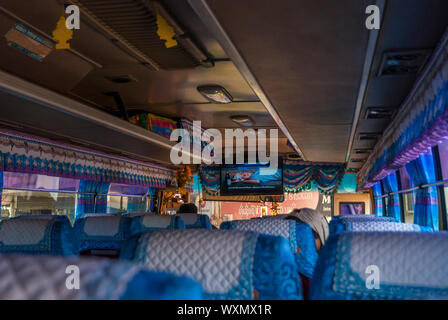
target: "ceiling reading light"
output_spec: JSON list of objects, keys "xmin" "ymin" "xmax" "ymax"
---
[
  {"xmin": 230, "ymin": 115, "xmax": 255, "ymax": 127},
  {"xmin": 197, "ymin": 85, "xmax": 233, "ymax": 104}
]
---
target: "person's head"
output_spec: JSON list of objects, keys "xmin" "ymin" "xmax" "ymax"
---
[
  {"xmin": 177, "ymin": 203, "xmax": 198, "ymax": 214},
  {"xmin": 240, "ymin": 171, "xmax": 254, "ymax": 180},
  {"xmin": 288, "ymin": 208, "xmax": 329, "ymax": 251}
]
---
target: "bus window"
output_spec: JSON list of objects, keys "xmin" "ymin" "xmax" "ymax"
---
[
  {"xmin": 1, "ymin": 189, "xmax": 77, "ymax": 223},
  {"xmin": 437, "ymin": 139, "xmax": 448, "ymax": 222},
  {"xmin": 399, "ymin": 166, "xmax": 414, "ymax": 224}
]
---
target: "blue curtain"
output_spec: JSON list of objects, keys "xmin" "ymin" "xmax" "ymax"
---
[
  {"xmin": 406, "ymin": 152, "xmax": 439, "ymax": 230},
  {"xmin": 372, "ymin": 183, "xmax": 383, "ymax": 216},
  {"xmin": 147, "ymin": 187, "xmax": 156, "ymax": 212},
  {"xmin": 95, "ymin": 181, "xmax": 110, "ymax": 214},
  {"xmin": 381, "ymin": 172, "xmax": 401, "ymax": 221},
  {"xmin": 76, "ymin": 180, "xmax": 110, "ymax": 218}
]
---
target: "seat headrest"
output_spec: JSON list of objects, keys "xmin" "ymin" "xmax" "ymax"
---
[
  {"xmin": 0, "ymin": 254, "xmax": 203, "ymax": 299},
  {"xmin": 329, "ymin": 216, "xmax": 398, "ymax": 235},
  {"xmin": 333, "ymin": 215, "xmax": 397, "ymax": 222},
  {"xmin": 331, "ymin": 220, "xmax": 432, "ymax": 236},
  {"xmin": 121, "ymin": 229, "xmax": 302, "ymax": 300},
  {"xmin": 310, "ymin": 231, "xmax": 448, "ymax": 299},
  {"xmin": 73, "ymin": 216, "xmax": 131, "ymax": 253},
  {"xmin": 130, "ymin": 215, "xmax": 185, "ymax": 236},
  {"xmin": 220, "ymin": 219, "xmax": 318, "ymax": 279},
  {"xmin": 13, "ymin": 215, "xmax": 71, "ymax": 225},
  {"xmin": 127, "ymin": 212, "xmax": 154, "ymax": 218},
  {"xmin": 175, "ymin": 214, "xmax": 211, "ymax": 229},
  {"xmin": 0, "ymin": 219, "xmax": 75, "ymax": 256}
]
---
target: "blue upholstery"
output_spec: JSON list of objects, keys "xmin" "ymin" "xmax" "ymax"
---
[
  {"xmin": 331, "ymin": 220, "xmax": 433, "ymax": 236},
  {"xmin": 13, "ymin": 214, "xmax": 71, "ymax": 226},
  {"xmin": 130, "ymin": 215, "xmax": 185, "ymax": 236},
  {"xmin": 256, "ymin": 214, "xmax": 289, "ymax": 220},
  {"xmin": 0, "ymin": 219, "xmax": 76, "ymax": 256},
  {"xmin": 329, "ymin": 215, "xmax": 398, "ymax": 235},
  {"xmin": 121, "ymin": 229, "xmax": 302, "ymax": 300},
  {"xmin": 220, "ymin": 219, "xmax": 318, "ymax": 279},
  {"xmin": 176, "ymin": 214, "xmax": 212, "ymax": 229},
  {"xmin": 127, "ymin": 212, "xmax": 154, "ymax": 218},
  {"xmin": 0, "ymin": 254, "xmax": 203, "ymax": 300},
  {"xmin": 310, "ymin": 232, "xmax": 448, "ymax": 300},
  {"xmin": 73, "ymin": 216, "xmax": 131, "ymax": 253}
]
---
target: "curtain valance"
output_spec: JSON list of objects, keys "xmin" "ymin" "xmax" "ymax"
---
[
  {"xmin": 358, "ymin": 29, "xmax": 448, "ymax": 189},
  {"xmin": 199, "ymin": 163, "xmax": 344, "ymax": 196},
  {"xmin": 0, "ymin": 129, "xmax": 175, "ymax": 188}
]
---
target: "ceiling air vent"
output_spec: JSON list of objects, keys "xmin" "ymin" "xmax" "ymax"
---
[
  {"xmin": 105, "ymin": 75, "xmax": 138, "ymax": 84},
  {"xmin": 378, "ymin": 50, "xmax": 431, "ymax": 76},
  {"xmin": 365, "ymin": 107, "xmax": 396, "ymax": 120},
  {"xmin": 358, "ymin": 132, "xmax": 381, "ymax": 141},
  {"xmin": 74, "ymin": 0, "xmax": 209, "ymax": 69},
  {"xmin": 286, "ymin": 154, "xmax": 302, "ymax": 161},
  {"xmin": 354, "ymin": 148, "xmax": 372, "ymax": 155}
]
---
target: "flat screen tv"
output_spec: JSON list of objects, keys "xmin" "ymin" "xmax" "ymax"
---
[{"xmin": 220, "ymin": 162, "xmax": 283, "ymax": 196}]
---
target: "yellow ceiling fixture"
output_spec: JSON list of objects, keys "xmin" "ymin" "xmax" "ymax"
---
[
  {"xmin": 155, "ymin": 8, "xmax": 178, "ymax": 49},
  {"xmin": 52, "ymin": 16, "xmax": 73, "ymax": 50}
]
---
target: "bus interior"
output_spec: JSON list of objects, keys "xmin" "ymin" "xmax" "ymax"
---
[{"xmin": 0, "ymin": 0, "xmax": 447, "ymax": 301}]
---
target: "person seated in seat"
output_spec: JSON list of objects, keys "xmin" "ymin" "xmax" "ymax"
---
[
  {"xmin": 286, "ymin": 208, "xmax": 329, "ymax": 251},
  {"xmin": 177, "ymin": 203, "xmax": 198, "ymax": 214},
  {"xmin": 286, "ymin": 207, "xmax": 329, "ymax": 300},
  {"xmin": 177, "ymin": 203, "xmax": 218, "ymax": 229}
]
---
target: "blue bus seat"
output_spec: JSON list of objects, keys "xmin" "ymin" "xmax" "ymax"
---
[
  {"xmin": 73, "ymin": 216, "xmax": 131, "ymax": 254},
  {"xmin": 130, "ymin": 215, "xmax": 185, "ymax": 236},
  {"xmin": 310, "ymin": 231, "xmax": 448, "ymax": 300},
  {"xmin": 0, "ymin": 218, "xmax": 76, "ymax": 256},
  {"xmin": 331, "ymin": 220, "xmax": 433, "ymax": 236},
  {"xmin": 176, "ymin": 214, "xmax": 212, "ymax": 229},
  {"xmin": 120, "ymin": 229, "xmax": 302, "ymax": 300},
  {"xmin": 13, "ymin": 214, "xmax": 72, "ymax": 226},
  {"xmin": 329, "ymin": 216, "xmax": 398, "ymax": 235},
  {"xmin": 220, "ymin": 219, "xmax": 318, "ymax": 279},
  {"xmin": 0, "ymin": 254, "xmax": 203, "ymax": 300}
]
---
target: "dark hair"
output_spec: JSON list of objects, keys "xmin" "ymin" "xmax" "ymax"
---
[{"xmin": 177, "ymin": 203, "xmax": 198, "ymax": 214}]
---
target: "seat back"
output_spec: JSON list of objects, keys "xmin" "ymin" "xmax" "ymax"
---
[
  {"xmin": 127, "ymin": 212, "xmax": 154, "ymax": 218},
  {"xmin": 256, "ymin": 214, "xmax": 289, "ymax": 219},
  {"xmin": 332, "ymin": 220, "xmax": 433, "ymax": 236},
  {"xmin": 0, "ymin": 254, "xmax": 203, "ymax": 300},
  {"xmin": 0, "ymin": 218, "xmax": 76, "ymax": 256},
  {"xmin": 329, "ymin": 216, "xmax": 397, "ymax": 235},
  {"xmin": 73, "ymin": 216, "xmax": 131, "ymax": 254},
  {"xmin": 220, "ymin": 219, "xmax": 318, "ymax": 279},
  {"xmin": 121, "ymin": 229, "xmax": 302, "ymax": 300},
  {"xmin": 13, "ymin": 214, "xmax": 71, "ymax": 226},
  {"xmin": 176, "ymin": 214, "xmax": 212, "ymax": 229},
  {"xmin": 310, "ymin": 231, "xmax": 448, "ymax": 300},
  {"xmin": 130, "ymin": 215, "xmax": 185, "ymax": 236}
]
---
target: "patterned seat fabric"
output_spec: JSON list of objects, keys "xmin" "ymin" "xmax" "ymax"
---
[
  {"xmin": 331, "ymin": 220, "xmax": 432, "ymax": 236},
  {"xmin": 256, "ymin": 214, "xmax": 289, "ymax": 220},
  {"xmin": 0, "ymin": 254, "xmax": 203, "ymax": 300},
  {"xmin": 176, "ymin": 214, "xmax": 212, "ymax": 229},
  {"xmin": 220, "ymin": 219, "xmax": 318, "ymax": 279},
  {"xmin": 13, "ymin": 215, "xmax": 72, "ymax": 226},
  {"xmin": 0, "ymin": 219, "xmax": 76, "ymax": 256},
  {"xmin": 73, "ymin": 216, "xmax": 131, "ymax": 253},
  {"xmin": 310, "ymin": 232, "xmax": 448, "ymax": 300},
  {"xmin": 127, "ymin": 212, "xmax": 155, "ymax": 218},
  {"xmin": 329, "ymin": 216, "xmax": 398, "ymax": 235},
  {"xmin": 121, "ymin": 229, "xmax": 302, "ymax": 300},
  {"xmin": 130, "ymin": 215, "xmax": 185, "ymax": 236}
]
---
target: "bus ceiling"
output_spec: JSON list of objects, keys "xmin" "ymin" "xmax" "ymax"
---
[{"xmin": 0, "ymin": 0, "xmax": 447, "ymax": 170}]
